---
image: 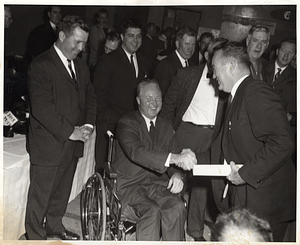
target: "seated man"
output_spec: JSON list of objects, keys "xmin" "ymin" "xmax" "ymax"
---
[
  {"xmin": 211, "ymin": 209, "xmax": 273, "ymax": 242},
  {"xmin": 112, "ymin": 79, "xmax": 196, "ymax": 241}
]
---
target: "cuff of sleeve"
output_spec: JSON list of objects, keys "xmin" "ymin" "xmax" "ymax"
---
[
  {"xmin": 165, "ymin": 153, "xmax": 171, "ymax": 167},
  {"xmin": 84, "ymin": 124, "xmax": 94, "ymax": 129}
]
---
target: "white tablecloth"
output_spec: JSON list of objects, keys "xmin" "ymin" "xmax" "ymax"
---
[{"xmin": 3, "ymin": 131, "xmax": 96, "ymax": 240}]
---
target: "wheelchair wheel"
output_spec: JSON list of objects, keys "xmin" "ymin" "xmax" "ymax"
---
[{"xmin": 81, "ymin": 173, "xmax": 106, "ymax": 240}]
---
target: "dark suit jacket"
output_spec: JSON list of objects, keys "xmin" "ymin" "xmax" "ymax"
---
[
  {"xmin": 153, "ymin": 51, "xmax": 194, "ymax": 96},
  {"xmin": 211, "ymin": 76, "xmax": 295, "ymax": 225},
  {"xmin": 160, "ymin": 64, "xmax": 227, "ymax": 141},
  {"xmin": 139, "ymin": 35, "xmax": 157, "ymax": 67},
  {"xmin": 113, "ymin": 110, "xmax": 181, "ymax": 210},
  {"xmin": 262, "ymin": 60, "xmax": 296, "ymax": 116},
  {"xmin": 27, "ymin": 21, "xmax": 57, "ymax": 59},
  {"xmin": 27, "ymin": 46, "xmax": 97, "ymax": 166},
  {"xmin": 93, "ymin": 47, "xmax": 150, "ymax": 131}
]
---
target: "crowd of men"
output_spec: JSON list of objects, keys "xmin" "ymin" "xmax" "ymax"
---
[{"xmin": 4, "ymin": 5, "xmax": 296, "ymax": 242}]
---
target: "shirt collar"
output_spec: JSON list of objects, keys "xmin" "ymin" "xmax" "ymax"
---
[
  {"xmin": 122, "ymin": 46, "xmax": 136, "ymax": 61},
  {"xmin": 231, "ymin": 75, "xmax": 249, "ymax": 100},
  {"xmin": 175, "ymin": 50, "xmax": 187, "ymax": 67},
  {"xmin": 49, "ymin": 21, "xmax": 56, "ymax": 30},
  {"xmin": 140, "ymin": 113, "xmax": 157, "ymax": 131},
  {"xmin": 275, "ymin": 60, "xmax": 287, "ymax": 73}
]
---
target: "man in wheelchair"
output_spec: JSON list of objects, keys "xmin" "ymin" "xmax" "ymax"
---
[{"xmin": 112, "ymin": 79, "xmax": 196, "ymax": 240}]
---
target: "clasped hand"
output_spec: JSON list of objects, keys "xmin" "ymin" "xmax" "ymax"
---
[
  {"xmin": 175, "ymin": 148, "xmax": 197, "ymax": 171},
  {"xmin": 69, "ymin": 125, "xmax": 93, "ymax": 142}
]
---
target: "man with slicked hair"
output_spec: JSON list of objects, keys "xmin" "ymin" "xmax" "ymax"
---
[{"xmin": 25, "ymin": 15, "xmax": 96, "ymax": 240}]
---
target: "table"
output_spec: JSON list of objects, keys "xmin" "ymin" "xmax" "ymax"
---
[{"xmin": 3, "ymin": 131, "xmax": 96, "ymax": 240}]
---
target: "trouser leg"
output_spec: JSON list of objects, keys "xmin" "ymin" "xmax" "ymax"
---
[
  {"xmin": 186, "ymin": 178, "xmax": 208, "ymax": 238},
  {"xmin": 155, "ymin": 188, "xmax": 186, "ymax": 241},
  {"xmin": 45, "ymin": 156, "xmax": 78, "ymax": 234},
  {"xmin": 130, "ymin": 200, "xmax": 161, "ymax": 240},
  {"xmin": 25, "ymin": 164, "xmax": 60, "ymax": 240}
]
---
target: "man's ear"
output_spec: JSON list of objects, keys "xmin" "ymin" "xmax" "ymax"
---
[
  {"xmin": 58, "ymin": 31, "xmax": 65, "ymax": 42},
  {"xmin": 229, "ymin": 59, "xmax": 237, "ymax": 73},
  {"xmin": 121, "ymin": 33, "xmax": 124, "ymax": 42},
  {"xmin": 246, "ymin": 36, "xmax": 250, "ymax": 47},
  {"xmin": 175, "ymin": 40, "xmax": 179, "ymax": 50},
  {"xmin": 204, "ymin": 51, "xmax": 209, "ymax": 61},
  {"xmin": 136, "ymin": 96, "xmax": 141, "ymax": 106},
  {"xmin": 276, "ymin": 48, "xmax": 279, "ymax": 57},
  {"xmin": 47, "ymin": 11, "xmax": 50, "ymax": 19}
]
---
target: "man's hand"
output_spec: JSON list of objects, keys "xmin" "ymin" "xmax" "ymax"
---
[
  {"xmin": 170, "ymin": 148, "xmax": 197, "ymax": 171},
  {"xmin": 78, "ymin": 125, "xmax": 93, "ymax": 140},
  {"xmin": 167, "ymin": 172, "xmax": 184, "ymax": 194},
  {"xmin": 226, "ymin": 161, "xmax": 245, "ymax": 185},
  {"xmin": 69, "ymin": 127, "xmax": 86, "ymax": 142}
]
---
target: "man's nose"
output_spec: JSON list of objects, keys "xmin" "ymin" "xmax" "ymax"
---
[{"xmin": 256, "ymin": 42, "xmax": 262, "ymax": 49}]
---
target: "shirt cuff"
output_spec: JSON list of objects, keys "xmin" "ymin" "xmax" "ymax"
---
[
  {"xmin": 84, "ymin": 124, "xmax": 94, "ymax": 129},
  {"xmin": 165, "ymin": 153, "xmax": 171, "ymax": 167}
]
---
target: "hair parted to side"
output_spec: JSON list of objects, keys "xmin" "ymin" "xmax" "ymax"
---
[
  {"xmin": 58, "ymin": 15, "xmax": 90, "ymax": 37},
  {"xmin": 279, "ymin": 37, "xmax": 296, "ymax": 51},
  {"xmin": 211, "ymin": 209, "xmax": 273, "ymax": 242},
  {"xmin": 215, "ymin": 40, "xmax": 251, "ymax": 68},
  {"xmin": 121, "ymin": 19, "xmax": 142, "ymax": 36},
  {"xmin": 106, "ymin": 31, "xmax": 121, "ymax": 44},
  {"xmin": 137, "ymin": 79, "xmax": 161, "ymax": 97},
  {"xmin": 248, "ymin": 24, "xmax": 270, "ymax": 40},
  {"xmin": 176, "ymin": 26, "xmax": 197, "ymax": 41}
]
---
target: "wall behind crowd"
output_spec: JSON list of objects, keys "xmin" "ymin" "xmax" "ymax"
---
[{"xmin": 5, "ymin": 5, "xmax": 296, "ymax": 57}]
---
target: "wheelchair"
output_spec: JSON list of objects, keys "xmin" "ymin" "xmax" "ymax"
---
[{"xmin": 80, "ymin": 131, "xmax": 137, "ymax": 241}]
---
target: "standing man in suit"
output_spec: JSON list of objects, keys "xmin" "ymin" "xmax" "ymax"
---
[
  {"xmin": 262, "ymin": 38, "xmax": 296, "ymax": 118},
  {"xmin": 139, "ymin": 22, "xmax": 158, "ymax": 73},
  {"xmin": 160, "ymin": 37, "xmax": 228, "ymax": 241},
  {"xmin": 25, "ymin": 15, "xmax": 97, "ymax": 240},
  {"xmin": 153, "ymin": 27, "xmax": 196, "ymax": 96},
  {"xmin": 246, "ymin": 25, "xmax": 270, "ymax": 80},
  {"xmin": 211, "ymin": 41, "xmax": 295, "ymax": 242},
  {"xmin": 27, "ymin": 6, "xmax": 62, "ymax": 60},
  {"xmin": 93, "ymin": 18, "xmax": 150, "ymax": 173},
  {"xmin": 190, "ymin": 32, "xmax": 213, "ymax": 66},
  {"xmin": 114, "ymin": 79, "xmax": 196, "ymax": 240},
  {"xmin": 88, "ymin": 8, "xmax": 114, "ymax": 67}
]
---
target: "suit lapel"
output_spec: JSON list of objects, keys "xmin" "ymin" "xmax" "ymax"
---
[
  {"xmin": 50, "ymin": 47, "xmax": 79, "ymax": 89},
  {"xmin": 136, "ymin": 111, "xmax": 153, "ymax": 144}
]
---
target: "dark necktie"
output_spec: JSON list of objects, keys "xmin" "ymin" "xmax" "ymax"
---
[
  {"xmin": 149, "ymin": 121, "xmax": 155, "ymax": 141},
  {"xmin": 67, "ymin": 59, "xmax": 77, "ymax": 85},
  {"xmin": 54, "ymin": 26, "xmax": 59, "ymax": 37},
  {"xmin": 271, "ymin": 68, "xmax": 282, "ymax": 88},
  {"xmin": 185, "ymin": 60, "xmax": 189, "ymax": 67},
  {"xmin": 130, "ymin": 54, "xmax": 136, "ymax": 77}
]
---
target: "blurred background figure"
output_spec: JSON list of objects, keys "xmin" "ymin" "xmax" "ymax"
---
[
  {"xmin": 191, "ymin": 32, "xmax": 213, "ymax": 65},
  {"xmin": 139, "ymin": 22, "xmax": 158, "ymax": 69},
  {"xmin": 104, "ymin": 31, "xmax": 121, "ymax": 54},
  {"xmin": 153, "ymin": 26, "xmax": 196, "ymax": 96},
  {"xmin": 89, "ymin": 8, "xmax": 114, "ymax": 66},
  {"xmin": 211, "ymin": 209, "xmax": 273, "ymax": 242},
  {"xmin": 26, "ymin": 6, "xmax": 62, "ymax": 60}
]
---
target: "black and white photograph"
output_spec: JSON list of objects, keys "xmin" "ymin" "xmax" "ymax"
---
[{"xmin": 2, "ymin": 3, "xmax": 297, "ymax": 243}]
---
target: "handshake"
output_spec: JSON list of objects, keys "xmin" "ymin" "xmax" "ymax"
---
[
  {"xmin": 69, "ymin": 125, "xmax": 93, "ymax": 142},
  {"xmin": 170, "ymin": 149, "xmax": 197, "ymax": 171}
]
